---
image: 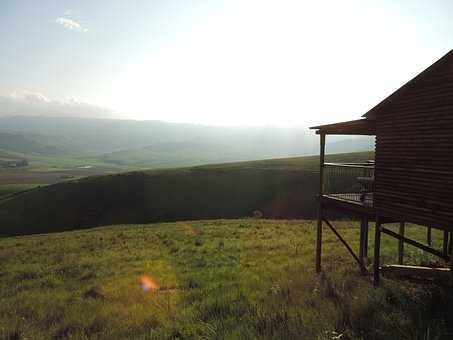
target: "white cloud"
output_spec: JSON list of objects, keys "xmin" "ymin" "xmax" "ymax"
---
[
  {"xmin": 0, "ymin": 91, "xmax": 116, "ymax": 119},
  {"xmin": 55, "ymin": 17, "xmax": 88, "ymax": 32},
  {"xmin": 10, "ymin": 91, "xmax": 50, "ymax": 103}
]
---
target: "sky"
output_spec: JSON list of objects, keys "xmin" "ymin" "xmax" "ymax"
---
[{"xmin": 0, "ymin": 0, "xmax": 452, "ymax": 126}]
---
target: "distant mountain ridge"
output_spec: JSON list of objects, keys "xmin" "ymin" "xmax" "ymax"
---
[
  {"xmin": 0, "ymin": 116, "xmax": 318, "ymax": 155},
  {"xmin": 0, "ymin": 116, "xmax": 374, "ymax": 168}
]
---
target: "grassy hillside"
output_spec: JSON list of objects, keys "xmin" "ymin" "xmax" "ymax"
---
[
  {"xmin": 0, "ymin": 219, "xmax": 451, "ymax": 339},
  {"xmin": 0, "ymin": 152, "xmax": 373, "ymax": 236},
  {"xmin": 92, "ymin": 141, "xmax": 252, "ymax": 168},
  {"xmin": 0, "ymin": 132, "xmax": 64, "ymax": 156}
]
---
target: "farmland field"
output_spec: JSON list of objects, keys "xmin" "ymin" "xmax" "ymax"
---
[
  {"xmin": 1, "ymin": 219, "xmax": 452, "ymax": 339},
  {"xmin": 0, "ymin": 146, "xmax": 136, "ymax": 192}
]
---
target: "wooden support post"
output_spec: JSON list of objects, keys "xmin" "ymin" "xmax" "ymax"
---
[
  {"xmin": 316, "ymin": 214, "xmax": 323, "ymax": 273},
  {"xmin": 315, "ymin": 133, "xmax": 326, "ymax": 273},
  {"xmin": 359, "ymin": 216, "xmax": 369, "ymax": 268},
  {"xmin": 443, "ymin": 230, "xmax": 449, "ymax": 257},
  {"xmin": 359, "ymin": 217, "xmax": 365, "ymax": 265},
  {"xmin": 363, "ymin": 217, "xmax": 369, "ymax": 259},
  {"xmin": 427, "ymin": 227, "xmax": 432, "ymax": 246},
  {"xmin": 374, "ymin": 218, "xmax": 382, "ymax": 287},
  {"xmin": 448, "ymin": 231, "xmax": 453, "ymax": 255},
  {"xmin": 398, "ymin": 222, "xmax": 405, "ymax": 265},
  {"xmin": 450, "ymin": 255, "xmax": 453, "ymax": 287}
]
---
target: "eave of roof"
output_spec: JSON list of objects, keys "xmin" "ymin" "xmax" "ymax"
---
[{"xmin": 310, "ymin": 118, "xmax": 376, "ymax": 135}]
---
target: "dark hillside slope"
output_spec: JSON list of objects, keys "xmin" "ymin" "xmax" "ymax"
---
[{"xmin": 0, "ymin": 152, "xmax": 373, "ymax": 236}]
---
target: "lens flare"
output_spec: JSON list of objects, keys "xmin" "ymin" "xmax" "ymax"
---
[{"xmin": 140, "ymin": 275, "xmax": 160, "ymax": 292}]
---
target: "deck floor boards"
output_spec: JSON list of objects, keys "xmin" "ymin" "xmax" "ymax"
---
[{"xmin": 322, "ymin": 193, "xmax": 375, "ymax": 216}]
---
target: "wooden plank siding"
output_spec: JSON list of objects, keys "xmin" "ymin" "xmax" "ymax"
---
[{"xmin": 374, "ymin": 50, "xmax": 453, "ymax": 230}]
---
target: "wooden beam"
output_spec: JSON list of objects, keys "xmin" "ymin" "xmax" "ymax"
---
[
  {"xmin": 398, "ymin": 222, "xmax": 405, "ymax": 265},
  {"xmin": 380, "ymin": 264, "xmax": 450, "ymax": 280},
  {"xmin": 359, "ymin": 218, "xmax": 365, "ymax": 263},
  {"xmin": 381, "ymin": 227, "xmax": 449, "ymax": 261},
  {"xmin": 315, "ymin": 133, "xmax": 326, "ymax": 273},
  {"xmin": 374, "ymin": 218, "xmax": 382, "ymax": 287},
  {"xmin": 323, "ymin": 219, "xmax": 367, "ymax": 273}
]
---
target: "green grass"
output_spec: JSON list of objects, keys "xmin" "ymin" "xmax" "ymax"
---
[
  {"xmin": 0, "ymin": 219, "xmax": 452, "ymax": 339},
  {"xmin": 0, "ymin": 152, "xmax": 373, "ymax": 236},
  {"xmin": 90, "ymin": 147, "xmax": 219, "ymax": 169},
  {"xmin": 195, "ymin": 151, "xmax": 373, "ymax": 172},
  {"xmin": 23, "ymin": 155, "xmax": 122, "ymax": 172}
]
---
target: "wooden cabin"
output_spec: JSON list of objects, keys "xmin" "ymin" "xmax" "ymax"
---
[{"xmin": 310, "ymin": 50, "xmax": 453, "ymax": 286}]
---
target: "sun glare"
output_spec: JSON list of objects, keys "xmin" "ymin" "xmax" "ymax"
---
[{"xmin": 140, "ymin": 275, "xmax": 160, "ymax": 292}]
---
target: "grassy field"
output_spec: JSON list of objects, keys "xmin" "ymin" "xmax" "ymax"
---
[
  {"xmin": 0, "ymin": 147, "xmax": 133, "ymax": 190},
  {"xmin": 0, "ymin": 152, "xmax": 373, "ymax": 236},
  {"xmin": 0, "ymin": 219, "xmax": 452, "ymax": 340}
]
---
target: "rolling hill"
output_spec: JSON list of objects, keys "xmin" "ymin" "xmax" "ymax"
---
[
  {"xmin": 0, "ymin": 116, "xmax": 374, "ymax": 170},
  {"xmin": 93, "ymin": 141, "xmax": 245, "ymax": 167},
  {"xmin": 93, "ymin": 141, "xmax": 276, "ymax": 168},
  {"xmin": 0, "ymin": 151, "xmax": 373, "ymax": 236},
  {"xmin": 0, "ymin": 132, "xmax": 64, "ymax": 156},
  {"xmin": 0, "ymin": 116, "xmax": 319, "ymax": 157}
]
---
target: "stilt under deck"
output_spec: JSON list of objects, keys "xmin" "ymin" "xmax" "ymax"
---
[
  {"xmin": 317, "ymin": 194, "xmax": 453, "ymax": 286},
  {"xmin": 316, "ymin": 193, "xmax": 375, "ymax": 276}
]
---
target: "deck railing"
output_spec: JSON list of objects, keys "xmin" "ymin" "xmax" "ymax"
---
[{"xmin": 323, "ymin": 162, "xmax": 375, "ymax": 207}]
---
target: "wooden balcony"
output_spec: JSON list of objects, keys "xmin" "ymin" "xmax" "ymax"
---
[{"xmin": 321, "ymin": 162, "xmax": 375, "ymax": 216}]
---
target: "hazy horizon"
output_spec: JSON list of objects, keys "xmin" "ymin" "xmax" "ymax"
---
[{"xmin": 1, "ymin": 0, "xmax": 452, "ymax": 127}]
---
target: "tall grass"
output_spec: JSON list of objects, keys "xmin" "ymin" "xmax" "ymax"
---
[{"xmin": 0, "ymin": 219, "xmax": 452, "ymax": 339}]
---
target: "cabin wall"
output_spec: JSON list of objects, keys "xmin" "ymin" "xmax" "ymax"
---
[{"xmin": 374, "ymin": 60, "xmax": 453, "ymax": 229}]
